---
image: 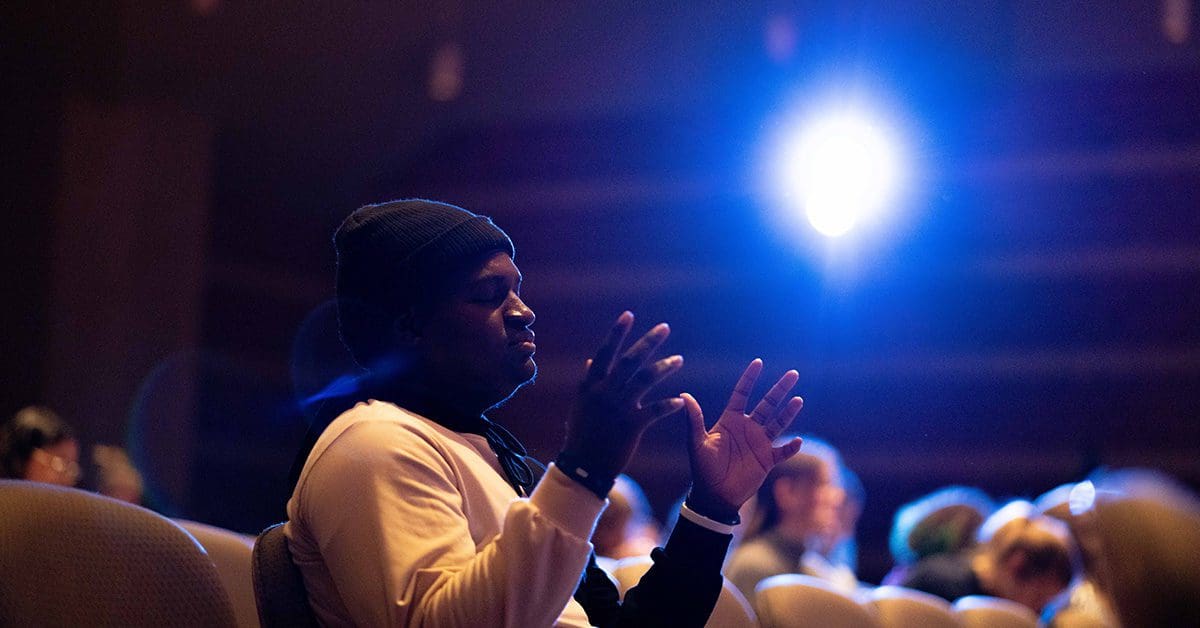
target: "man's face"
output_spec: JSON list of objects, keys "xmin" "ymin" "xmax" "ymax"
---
[{"xmin": 414, "ymin": 251, "xmax": 537, "ymax": 408}]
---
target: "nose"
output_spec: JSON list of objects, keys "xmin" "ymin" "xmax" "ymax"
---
[{"xmin": 505, "ymin": 293, "xmax": 535, "ymax": 327}]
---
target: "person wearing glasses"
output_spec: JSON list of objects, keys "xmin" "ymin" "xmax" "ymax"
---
[{"xmin": 0, "ymin": 405, "xmax": 81, "ymax": 487}]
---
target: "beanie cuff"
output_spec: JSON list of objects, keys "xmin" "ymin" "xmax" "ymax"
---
[{"xmin": 405, "ymin": 215, "xmax": 515, "ymax": 273}]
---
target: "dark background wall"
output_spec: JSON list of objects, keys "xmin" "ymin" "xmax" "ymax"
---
[{"xmin": 4, "ymin": 1, "xmax": 1198, "ymax": 583}]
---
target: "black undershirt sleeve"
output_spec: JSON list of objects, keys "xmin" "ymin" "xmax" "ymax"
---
[{"xmin": 574, "ymin": 515, "xmax": 732, "ymax": 628}]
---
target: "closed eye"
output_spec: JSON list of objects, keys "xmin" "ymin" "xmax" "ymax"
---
[{"xmin": 469, "ymin": 277, "xmax": 512, "ymax": 304}]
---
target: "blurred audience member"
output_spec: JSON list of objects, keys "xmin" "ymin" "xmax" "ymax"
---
[
  {"xmin": 725, "ymin": 437, "xmax": 847, "ymax": 603},
  {"xmin": 883, "ymin": 485, "xmax": 994, "ymax": 585},
  {"xmin": 92, "ymin": 443, "xmax": 145, "ymax": 504},
  {"xmin": 1041, "ymin": 578, "xmax": 1119, "ymax": 628},
  {"xmin": 1035, "ymin": 482, "xmax": 1076, "ymax": 523},
  {"xmin": 0, "ymin": 406, "xmax": 81, "ymax": 487},
  {"xmin": 821, "ymin": 465, "xmax": 865, "ymax": 573},
  {"xmin": 1, "ymin": 405, "xmax": 147, "ymax": 507},
  {"xmin": 1063, "ymin": 468, "xmax": 1200, "ymax": 628},
  {"xmin": 592, "ymin": 474, "xmax": 661, "ymax": 561},
  {"xmin": 1037, "ymin": 480, "xmax": 1121, "ymax": 626},
  {"xmin": 976, "ymin": 498, "xmax": 1036, "ymax": 542},
  {"xmin": 902, "ymin": 499, "xmax": 1073, "ymax": 615}
]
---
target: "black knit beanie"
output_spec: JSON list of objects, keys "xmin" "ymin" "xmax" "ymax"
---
[{"xmin": 334, "ymin": 199, "xmax": 515, "ymax": 367}]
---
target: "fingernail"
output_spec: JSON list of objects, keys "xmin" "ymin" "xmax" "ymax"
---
[
  {"xmin": 669, "ymin": 397, "xmax": 685, "ymax": 409},
  {"xmin": 669, "ymin": 355, "xmax": 684, "ymax": 367},
  {"xmin": 654, "ymin": 323, "xmax": 670, "ymax": 335}
]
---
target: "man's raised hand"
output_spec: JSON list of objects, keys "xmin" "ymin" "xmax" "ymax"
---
[
  {"xmin": 560, "ymin": 312, "xmax": 686, "ymax": 486},
  {"xmin": 683, "ymin": 359, "xmax": 804, "ymax": 519}
]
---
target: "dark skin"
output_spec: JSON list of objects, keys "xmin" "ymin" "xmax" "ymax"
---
[{"xmin": 399, "ymin": 250, "xmax": 805, "ymax": 516}]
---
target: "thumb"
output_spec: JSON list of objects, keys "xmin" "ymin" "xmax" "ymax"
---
[
  {"xmin": 680, "ymin": 393, "xmax": 706, "ymax": 452},
  {"xmin": 634, "ymin": 396, "xmax": 686, "ymax": 429},
  {"xmin": 770, "ymin": 436, "xmax": 804, "ymax": 466}
]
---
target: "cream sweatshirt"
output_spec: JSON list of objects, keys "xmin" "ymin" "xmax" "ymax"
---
[{"xmin": 286, "ymin": 400, "xmax": 605, "ymax": 627}]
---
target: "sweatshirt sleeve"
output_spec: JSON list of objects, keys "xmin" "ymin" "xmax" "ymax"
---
[
  {"xmin": 294, "ymin": 418, "xmax": 605, "ymax": 628},
  {"xmin": 613, "ymin": 513, "xmax": 732, "ymax": 627}
]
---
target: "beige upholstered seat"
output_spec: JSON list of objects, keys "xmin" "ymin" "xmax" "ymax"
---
[
  {"xmin": 611, "ymin": 555, "xmax": 757, "ymax": 628},
  {"xmin": 0, "ymin": 480, "xmax": 236, "ymax": 627},
  {"xmin": 866, "ymin": 585, "xmax": 964, "ymax": 628},
  {"xmin": 251, "ymin": 522, "xmax": 319, "ymax": 628},
  {"xmin": 175, "ymin": 519, "xmax": 260, "ymax": 628},
  {"xmin": 610, "ymin": 555, "xmax": 655, "ymax": 594},
  {"xmin": 755, "ymin": 573, "xmax": 882, "ymax": 628},
  {"xmin": 953, "ymin": 595, "xmax": 1039, "ymax": 628}
]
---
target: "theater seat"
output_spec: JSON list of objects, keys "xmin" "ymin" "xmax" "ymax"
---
[
  {"xmin": 953, "ymin": 595, "xmax": 1038, "ymax": 628},
  {"xmin": 251, "ymin": 522, "xmax": 319, "ymax": 628},
  {"xmin": 175, "ymin": 519, "xmax": 260, "ymax": 628},
  {"xmin": 866, "ymin": 585, "xmax": 963, "ymax": 628},
  {"xmin": 755, "ymin": 573, "xmax": 882, "ymax": 628},
  {"xmin": 0, "ymin": 480, "xmax": 236, "ymax": 626}
]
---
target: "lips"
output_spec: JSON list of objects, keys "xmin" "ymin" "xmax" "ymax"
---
[{"xmin": 510, "ymin": 332, "xmax": 536, "ymax": 353}]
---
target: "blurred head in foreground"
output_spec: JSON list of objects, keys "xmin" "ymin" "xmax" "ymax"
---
[{"xmin": 1067, "ymin": 468, "xmax": 1200, "ymax": 628}]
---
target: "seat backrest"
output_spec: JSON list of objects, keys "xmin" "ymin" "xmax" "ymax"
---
[
  {"xmin": 0, "ymin": 480, "xmax": 237, "ymax": 627},
  {"xmin": 610, "ymin": 555, "xmax": 757, "ymax": 628},
  {"xmin": 611, "ymin": 555, "xmax": 654, "ymax": 595},
  {"xmin": 708, "ymin": 577, "xmax": 758, "ymax": 628},
  {"xmin": 755, "ymin": 573, "xmax": 882, "ymax": 628},
  {"xmin": 176, "ymin": 519, "xmax": 260, "ymax": 628},
  {"xmin": 953, "ymin": 595, "xmax": 1038, "ymax": 628},
  {"xmin": 251, "ymin": 522, "xmax": 319, "ymax": 628},
  {"xmin": 866, "ymin": 585, "xmax": 964, "ymax": 628}
]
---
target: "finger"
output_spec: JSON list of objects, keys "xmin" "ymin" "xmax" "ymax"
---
[
  {"xmin": 680, "ymin": 393, "xmax": 706, "ymax": 452},
  {"xmin": 724, "ymin": 359, "xmax": 764, "ymax": 415},
  {"xmin": 625, "ymin": 354, "xmax": 684, "ymax": 404},
  {"xmin": 770, "ymin": 436, "xmax": 804, "ymax": 466},
  {"xmin": 585, "ymin": 311, "xmax": 634, "ymax": 383},
  {"xmin": 604, "ymin": 322, "xmax": 670, "ymax": 392},
  {"xmin": 750, "ymin": 369, "xmax": 799, "ymax": 425},
  {"xmin": 633, "ymin": 396, "xmax": 686, "ymax": 428},
  {"xmin": 765, "ymin": 396, "xmax": 804, "ymax": 439}
]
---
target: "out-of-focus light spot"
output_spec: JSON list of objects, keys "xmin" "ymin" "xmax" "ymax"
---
[
  {"xmin": 191, "ymin": 0, "xmax": 220, "ymax": 16},
  {"xmin": 775, "ymin": 111, "xmax": 903, "ymax": 238},
  {"xmin": 429, "ymin": 42, "xmax": 466, "ymax": 102},
  {"xmin": 1069, "ymin": 480, "xmax": 1098, "ymax": 516},
  {"xmin": 1164, "ymin": 0, "xmax": 1192, "ymax": 44},
  {"xmin": 765, "ymin": 15, "xmax": 798, "ymax": 63}
]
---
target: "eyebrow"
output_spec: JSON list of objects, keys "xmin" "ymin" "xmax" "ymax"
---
[{"xmin": 470, "ymin": 273, "xmax": 522, "ymax": 291}]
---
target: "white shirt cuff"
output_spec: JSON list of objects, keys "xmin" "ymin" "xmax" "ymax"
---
[{"xmin": 679, "ymin": 503, "xmax": 737, "ymax": 536}]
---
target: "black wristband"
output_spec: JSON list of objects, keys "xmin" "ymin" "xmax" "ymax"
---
[
  {"xmin": 684, "ymin": 490, "xmax": 741, "ymax": 526},
  {"xmin": 554, "ymin": 451, "xmax": 616, "ymax": 499}
]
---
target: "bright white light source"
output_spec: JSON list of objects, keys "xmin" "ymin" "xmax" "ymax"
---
[{"xmin": 777, "ymin": 112, "xmax": 901, "ymax": 238}]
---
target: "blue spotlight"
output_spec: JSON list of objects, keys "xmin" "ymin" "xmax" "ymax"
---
[{"xmin": 770, "ymin": 108, "xmax": 905, "ymax": 239}]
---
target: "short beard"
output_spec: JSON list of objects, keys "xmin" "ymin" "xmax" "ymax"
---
[{"xmin": 486, "ymin": 365, "xmax": 537, "ymax": 413}]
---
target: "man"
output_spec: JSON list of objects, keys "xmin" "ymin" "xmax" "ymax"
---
[{"xmin": 287, "ymin": 199, "xmax": 805, "ymax": 627}]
